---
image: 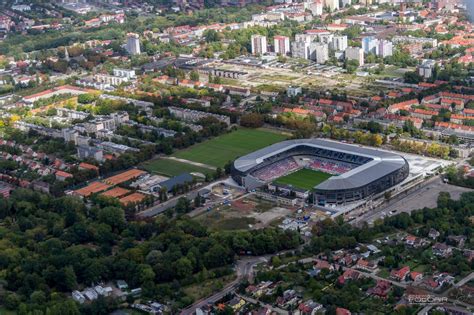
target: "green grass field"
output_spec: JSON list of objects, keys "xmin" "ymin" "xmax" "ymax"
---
[
  {"xmin": 141, "ymin": 158, "xmax": 213, "ymax": 177},
  {"xmin": 172, "ymin": 128, "xmax": 288, "ymax": 167},
  {"xmin": 274, "ymin": 168, "xmax": 332, "ymax": 190}
]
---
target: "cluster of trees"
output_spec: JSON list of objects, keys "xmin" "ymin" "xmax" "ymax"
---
[
  {"xmin": 322, "ymin": 124, "xmax": 384, "ymax": 147},
  {"xmin": 0, "ymin": 188, "xmax": 300, "ymax": 313},
  {"xmin": 240, "ymin": 113, "xmax": 265, "ymax": 128},
  {"xmin": 444, "ymin": 165, "xmax": 474, "ymax": 189},
  {"xmin": 384, "ymin": 49, "xmax": 418, "ymax": 68},
  {"xmin": 391, "ymin": 138, "xmax": 456, "ymax": 159}
]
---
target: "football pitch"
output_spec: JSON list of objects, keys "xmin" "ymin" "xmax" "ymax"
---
[
  {"xmin": 172, "ymin": 128, "xmax": 288, "ymax": 167},
  {"xmin": 274, "ymin": 169, "xmax": 332, "ymax": 191}
]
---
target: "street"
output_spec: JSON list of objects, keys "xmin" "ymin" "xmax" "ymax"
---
[{"xmin": 179, "ymin": 256, "xmax": 268, "ymax": 315}]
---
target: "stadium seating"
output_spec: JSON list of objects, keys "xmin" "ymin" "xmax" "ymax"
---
[
  {"xmin": 307, "ymin": 157, "xmax": 353, "ymax": 175},
  {"xmin": 249, "ymin": 145, "xmax": 368, "ymax": 183},
  {"xmin": 253, "ymin": 158, "xmax": 299, "ymax": 181}
]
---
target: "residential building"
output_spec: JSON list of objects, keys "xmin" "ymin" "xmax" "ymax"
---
[
  {"xmin": 418, "ymin": 59, "xmax": 436, "ymax": 79},
  {"xmin": 287, "ymin": 86, "xmax": 302, "ymax": 97},
  {"xmin": 345, "ymin": 47, "xmax": 364, "ymax": 66},
  {"xmin": 311, "ymin": 43, "xmax": 329, "ymax": 64},
  {"xmin": 304, "ymin": 0, "xmax": 323, "ymax": 16},
  {"xmin": 432, "ymin": 243, "xmax": 452, "ymax": 257},
  {"xmin": 113, "ymin": 68, "xmax": 136, "ymax": 79},
  {"xmin": 72, "ymin": 291, "xmax": 86, "ymax": 304},
  {"xmin": 390, "ymin": 266, "xmax": 410, "ymax": 281},
  {"xmin": 292, "ymin": 41, "xmax": 311, "ymax": 59},
  {"xmin": 392, "ymin": 36, "xmax": 437, "ymax": 48},
  {"xmin": 77, "ymin": 145, "xmax": 104, "ymax": 161},
  {"xmin": 126, "ymin": 33, "xmax": 141, "ymax": 55},
  {"xmin": 332, "ymin": 35, "xmax": 348, "ymax": 51},
  {"xmin": 251, "ymin": 34, "xmax": 267, "ymax": 55},
  {"xmin": 168, "ymin": 106, "xmax": 231, "ymax": 125},
  {"xmin": 274, "ymin": 35, "xmax": 290, "ymax": 55},
  {"xmin": 378, "ymin": 40, "xmax": 393, "ymax": 57},
  {"xmin": 362, "ymin": 36, "xmax": 378, "ymax": 54},
  {"xmin": 324, "ymin": 0, "xmax": 339, "ymax": 11}
]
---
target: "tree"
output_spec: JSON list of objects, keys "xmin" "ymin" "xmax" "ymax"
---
[
  {"xmin": 4, "ymin": 293, "xmax": 21, "ymax": 310},
  {"xmin": 175, "ymin": 257, "xmax": 193, "ymax": 279},
  {"xmin": 344, "ymin": 59, "xmax": 359, "ymax": 74},
  {"xmin": 175, "ymin": 197, "xmax": 191, "ymax": 214},
  {"xmin": 97, "ymin": 206, "xmax": 126, "ymax": 231},
  {"xmin": 240, "ymin": 113, "xmax": 264, "ymax": 128},
  {"xmin": 404, "ymin": 71, "xmax": 423, "ymax": 84},
  {"xmin": 190, "ymin": 70, "xmax": 200, "ymax": 82},
  {"xmin": 77, "ymin": 93, "xmax": 97, "ymax": 104}
]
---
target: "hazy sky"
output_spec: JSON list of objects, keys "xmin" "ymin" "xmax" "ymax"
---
[{"xmin": 466, "ymin": 0, "xmax": 474, "ymax": 21}]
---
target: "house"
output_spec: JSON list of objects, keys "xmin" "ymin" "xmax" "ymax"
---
[
  {"xmin": 338, "ymin": 269, "xmax": 360, "ymax": 284},
  {"xmin": 367, "ymin": 280, "xmax": 391, "ymax": 299},
  {"xmin": 55, "ymin": 170, "xmax": 73, "ymax": 181},
  {"xmin": 367, "ymin": 244, "xmax": 381, "ymax": 254},
  {"xmin": 410, "ymin": 271, "xmax": 423, "ymax": 282},
  {"xmin": 252, "ymin": 307, "xmax": 272, "ymax": 315},
  {"xmin": 336, "ymin": 307, "xmax": 351, "ymax": 315},
  {"xmin": 313, "ymin": 259, "xmax": 335, "ymax": 272},
  {"xmin": 432, "ymin": 243, "xmax": 452, "ymax": 257},
  {"xmin": 405, "ymin": 235, "xmax": 423, "ymax": 248},
  {"xmin": 447, "ymin": 235, "xmax": 466, "ymax": 248},
  {"xmin": 420, "ymin": 277, "xmax": 441, "ymax": 291},
  {"xmin": 116, "ymin": 280, "xmax": 128, "ymax": 290},
  {"xmin": 428, "ymin": 228, "xmax": 440, "ymax": 240},
  {"xmin": 464, "ymin": 250, "xmax": 474, "ymax": 263},
  {"xmin": 434, "ymin": 273, "xmax": 455, "ymax": 287},
  {"xmin": 228, "ymin": 297, "xmax": 245, "ymax": 312},
  {"xmin": 297, "ymin": 300, "xmax": 325, "ymax": 315},
  {"xmin": 338, "ymin": 254, "xmax": 357, "ymax": 266},
  {"xmin": 94, "ymin": 285, "xmax": 112, "ymax": 297},
  {"xmin": 79, "ymin": 162, "xmax": 99, "ymax": 173},
  {"xmin": 83, "ymin": 288, "xmax": 98, "ymax": 301},
  {"xmin": 390, "ymin": 266, "xmax": 410, "ymax": 281},
  {"xmin": 355, "ymin": 259, "xmax": 378, "ymax": 272},
  {"xmin": 72, "ymin": 290, "xmax": 86, "ymax": 304},
  {"xmin": 276, "ymin": 289, "xmax": 298, "ymax": 307}
]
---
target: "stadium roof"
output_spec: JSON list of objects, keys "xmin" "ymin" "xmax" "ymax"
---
[{"xmin": 233, "ymin": 139, "xmax": 408, "ymax": 191}]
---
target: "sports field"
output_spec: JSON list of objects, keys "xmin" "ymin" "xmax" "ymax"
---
[
  {"xmin": 172, "ymin": 128, "xmax": 288, "ymax": 167},
  {"xmin": 274, "ymin": 169, "xmax": 332, "ymax": 190},
  {"xmin": 141, "ymin": 158, "xmax": 213, "ymax": 177}
]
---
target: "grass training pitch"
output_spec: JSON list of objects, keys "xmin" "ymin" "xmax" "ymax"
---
[
  {"xmin": 172, "ymin": 128, "xmax": 288, "ymax": 167},
  {"xmin": 274, "ymin": 169, "xmax": 332, "ymax": 190},
  {"xmin": 141, "ymin": 158, "xmax": 213, "ymax": 177}
]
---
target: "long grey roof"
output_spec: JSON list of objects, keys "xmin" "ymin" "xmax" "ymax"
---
[{"xmin": 233, "ymin": 139, "xmax": 408, "ymax": 191}]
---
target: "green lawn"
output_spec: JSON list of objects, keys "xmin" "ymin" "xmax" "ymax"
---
[
  {"xmin": 274, "ymin": 168, "xmax": 332, "ymax": 191},
  {"xmin": 172, "ymin": 128, "xmax": 288, "ymax": 167},
  {"xmin": 141, "ymin": 158, "xmax": 213, "ymax": 177}
]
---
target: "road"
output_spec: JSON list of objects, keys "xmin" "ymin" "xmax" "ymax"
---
[
  {"xmin": 179, "ymin": 242, "xmax": 309, "ymax": 315},
  {"xmin": 179, "ymin": 256, "xmax": 268, "ymax": 315}
]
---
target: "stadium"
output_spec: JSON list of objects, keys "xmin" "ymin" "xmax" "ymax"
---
[{"xmin": 231, "ymin": 139, "xmax": 409, "ymax": 205}]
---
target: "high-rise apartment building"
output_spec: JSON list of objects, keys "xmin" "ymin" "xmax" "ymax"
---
[
  {"xmin": 251, "ymin": 34, "xmax": 268, "ymax": 55},
  {"xmin": 126, "ymin": 33, "xmax": 141, "ymax": 55}
]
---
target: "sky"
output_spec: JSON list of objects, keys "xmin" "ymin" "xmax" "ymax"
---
[{"xmin": 466, "ymin": 0, "xmax": 474, "ymax": 21}]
